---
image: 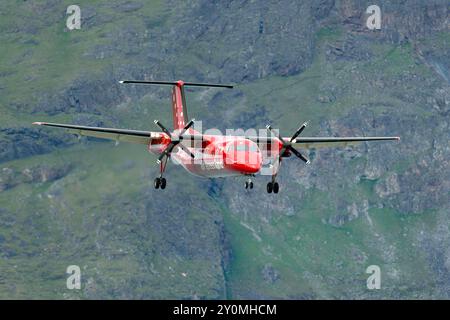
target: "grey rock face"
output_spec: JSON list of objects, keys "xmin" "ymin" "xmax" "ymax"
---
[{"xmin": 0, "ymin": 128, "xmax": 74, "ymax": 163}]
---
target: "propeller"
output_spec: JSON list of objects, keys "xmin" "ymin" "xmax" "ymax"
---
[
  {"xmin": 266, "ymin": 122, "xmax": 310, "ymax": 165},
  {"xmin": 154, "ymin": 119, "xmax": 196, "ymax": 164}
]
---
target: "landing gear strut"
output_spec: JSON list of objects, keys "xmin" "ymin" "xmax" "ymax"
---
[{"xmin": 154, "ymin": 156, "xmax": 168, "ymax": 190}]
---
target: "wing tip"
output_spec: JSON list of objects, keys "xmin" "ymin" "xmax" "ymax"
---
[
  {"xmin": 118, "ymin": 80, "xmax": 124, "ymax": 84},
  {"xmin": 32, "ymin": 122, "xmax": 44, "ymax": 126},
  {"xmin": 395, "ymin": 136, "xmax": 401, "ymax": 141}
]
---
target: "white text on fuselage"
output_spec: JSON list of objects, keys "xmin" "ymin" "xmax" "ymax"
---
[{"xmin": 200, "ymin": 160, "xmax": 224, "ymax": 170}]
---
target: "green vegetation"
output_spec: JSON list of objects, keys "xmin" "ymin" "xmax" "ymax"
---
[{"xmin": 0, "ymin": 0, "xmax": 166, "ymax": 127}]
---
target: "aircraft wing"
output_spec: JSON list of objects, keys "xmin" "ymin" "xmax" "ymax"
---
[
  {"xmin": 32, "ymin": 122, "xmax": 160, "ymax": 145},
  {"xmin": 291, "ymin": 136, "xmax": 400, "ymax": 149},
  {"xmin": 246, "ymin": 136, "xmax": 400, "ymax": 149}
]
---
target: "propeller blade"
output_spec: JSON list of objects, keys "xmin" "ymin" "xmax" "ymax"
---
[
  {"xmin": 178, "ymin": 143, "xmax": 195, "ymax": 159},
  {"xmin": 267, "ymin": 124, "xmax": 289, "ymax": 157},
  {"xmin": 179, "ymin": 119, "xmax": 195, "ymax": 136},
  {"xmin": 156, "ymin": 143, "xmax": 176, "ymax": 164},
  {"xmin": 289, "ymin": 146, "xmax": 310, "ymax": 164},
  {"xmin": 290, "ymin": 121, "xmax": 308, "ymax": 142},
  {"xmin": 167, "ymin": 143, "xmax": 176, "ymax": 153},
  {"xmin": 266, "ymin": 124, "xmax": 285, "ymax": 144},
  {"xmin": 154, "ymin": 120, "xmax": 171, "ymax": 137}
]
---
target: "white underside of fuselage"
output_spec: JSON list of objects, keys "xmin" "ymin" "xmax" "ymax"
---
[{"xmin": 170, "ymin": 149, "xmax": 249, "ymax": 178}]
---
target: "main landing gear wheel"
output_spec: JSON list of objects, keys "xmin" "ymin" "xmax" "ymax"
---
[
  {"xmin": 154, "ymin": 177, "xmax": 167, "ymax": 190},
  {"xmin": 160, "ymin": 177, "xmax": 166, "ymax": 189},
  {"xmin": 154, "ymin": 177, "xmax": 160, "ymax": 189},
  {"xmin": 267, "ymin": 182, "xmax": 279, "ymax": 194},
  {"xmin": 273, "ymin": 182, "xmax": 279, "ymax": 194}
]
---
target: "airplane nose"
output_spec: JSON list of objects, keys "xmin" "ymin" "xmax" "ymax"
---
[
  {"xmin": 224, "ymin": 139, "xmax": 262, "ymax": 174},
  {"xmin": 228, "ymin": 161, "xmax": 261, "ymax": 174},
  {"xmin": 226, "ymin": 152, "xmax": 262, "ymax": 174},
  {"xmin": 243, "ymin": 161, "xmax": 262, "ymax": 173}
]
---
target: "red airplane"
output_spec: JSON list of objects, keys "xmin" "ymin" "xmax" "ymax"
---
[{"xmin": 33, "ymin": 80, "xmax": 400, "ymax": 193}]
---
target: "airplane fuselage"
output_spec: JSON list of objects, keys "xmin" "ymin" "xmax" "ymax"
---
[{"xmin": 148, "ymin": 132, "xmax": 267, "ymax": 178}]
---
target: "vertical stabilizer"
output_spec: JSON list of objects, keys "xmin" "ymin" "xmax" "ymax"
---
[{"xmin": 171, "ymin": 81, "xmax": 188, "ymax": 130}]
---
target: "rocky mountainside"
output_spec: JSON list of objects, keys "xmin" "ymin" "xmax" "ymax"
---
[{"xmin": 0, "ymin": 0, "xmax": 449, "ymax": 299}]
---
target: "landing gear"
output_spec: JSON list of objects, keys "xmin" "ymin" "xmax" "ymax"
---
[
  {"xmin": 244, "ymin": 176, "xmax": 254, "ymax": 190},
  {"xmin": 266, "ymin": 182, "xmax": 279, "ymax": 194},
  {"xmin": 267, "ymin": 171, "xmax": 280, "ymax": 194},
  {"xmin": 154, "ymin": 155, "xmax": 168, "ymax": 190},
  {"xmin": 154, "ymin": 177, "xmax": 167, "ymax": 189},
  {"xmin": 273, "ymin": 182, "xmax": 279, "ymax": 193}
]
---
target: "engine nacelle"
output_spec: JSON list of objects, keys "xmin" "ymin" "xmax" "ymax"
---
[{"xmin": 148, "ymin": 132, "xmax": 171, "ymax": 154}]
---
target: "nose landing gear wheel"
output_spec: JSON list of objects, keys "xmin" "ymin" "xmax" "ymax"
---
[{"xmin": 245, "ymin": 180, "xmax": 254, "ymax": 190}]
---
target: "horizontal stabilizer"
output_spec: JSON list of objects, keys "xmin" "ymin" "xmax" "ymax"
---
[{"xmin": 119, "ymin": 80, "xmax": 233, "ymax": 89}]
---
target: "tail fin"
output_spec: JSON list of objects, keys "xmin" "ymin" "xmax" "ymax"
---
[
  {"xmin": 119, "ymin": 80, "xmax": 233, "ymax": 130},
  {"xmin": 172, "ymin": 82, "xmax": 188, "ymax": 129}
]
